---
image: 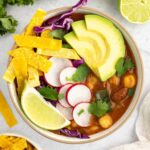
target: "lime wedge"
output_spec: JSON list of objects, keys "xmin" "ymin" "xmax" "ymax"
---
[
  {"xmin": 119, "ymin": 0, "xmax": 150, "ymax": 23},
  {"xmin": 21, "ymin": 82, "xmax": 70, "ymax": 130}
]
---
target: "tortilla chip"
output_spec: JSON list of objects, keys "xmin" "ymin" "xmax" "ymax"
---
[
  {"xmin": 0, "ymin": 92, "xmax": 17, "ymax": 127},
  {"xmin": 13, "ymin": 35, "xmax": 62, "ymax": 50},
  {"xmin": 37, "ymin": 48, "xmax": 80, "ymax": 60},
  {"xmin": 25, "ymin": 9, "xmax": 46, "ymax": 35},
  {"xmin": 3, "ymin": 61, "xmax": 15, "ymax": 83},
  {"xmin": 9, "ymin": 48, "xmax": 52, "ymax": 73},
  {"xmin": 12, "ymin": 138, "xmax": 27, "ymax": 150},
  {"xmin": 28, "ymin": 66, "xmax": 40, "ymax": 87}
]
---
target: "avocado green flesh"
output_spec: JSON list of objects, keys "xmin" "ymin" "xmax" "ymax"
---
[
  {"xmin": 65, "ymin": 15, "xmax": 125, "ymax": 81},
  {"xmin": 85, "ymin": 15, "xmax": 125, "ymax": 81},
  {"xmin": 72, "ymin": 20, "xmax": 107, "ymax": 67}
]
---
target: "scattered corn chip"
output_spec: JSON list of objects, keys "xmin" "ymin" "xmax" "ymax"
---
[
  {"xmin": 25, "ymin": 9, "xmax": 46, "ymax": 35},
  {"xmin": 9, "ymin": 48, "xmax": 52, "ymax": 73},
  {"xmin": 0, "ymin": 92, "xmax": 17, "ymax": 127},
  {"xmin": 0, "ymin": 135, "xmax": 36, "ymax": 150},
  {"xmin": 37, "ymin": 48, "xmax": 80, "ymax": 60},
  {"xmin": 28, "ymin": 66, "xmax": 40, "ymax": 87},
  {"xmin": 13, "ymin": 35, "xmax": 62, "ymax": 50},
  {"xmin": 3, "ymin": 61, "xmax": 15, "ymax": 83}
]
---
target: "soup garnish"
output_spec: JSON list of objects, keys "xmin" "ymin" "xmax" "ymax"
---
[{"xmin": 3, "ymin": 0, "xmax": 137, "ymax": 139}]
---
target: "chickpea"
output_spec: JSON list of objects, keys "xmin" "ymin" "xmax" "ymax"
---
[
  {"xmin": 109, "ymin": 75, "xmax": 120, "ymax": 86},
  {"xmin": 99, "ymin": 114, "xmax": 113, "ymax": 129},
  {"xmin": 123, "ymin": 74, "xmax": 136, "ymax": 88}
]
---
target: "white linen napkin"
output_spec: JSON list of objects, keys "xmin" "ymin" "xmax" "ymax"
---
[{"xmin": 111, "ymin": 93, "xmax": 150, "ymax": 150}]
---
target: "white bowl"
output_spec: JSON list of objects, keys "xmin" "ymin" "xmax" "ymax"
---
[
  {"xmin": 8, "ymin": 7, "xmax": 144, "ymax": 144},
  {"xmin": 0, "ymin": 133, "xmax": 42, "ymax": 149}
]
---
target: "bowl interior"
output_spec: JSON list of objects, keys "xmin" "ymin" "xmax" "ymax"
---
[{"xmin": 8, "ymin": 7, "xmax": 143, "ymax": 144}]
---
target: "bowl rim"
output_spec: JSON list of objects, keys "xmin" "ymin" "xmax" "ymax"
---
[
  {"xmin": 0, "ymin": 133, "xmax": 42, "ymax": 149},
  {"xmin": 7, "ymin": 6, "xmax": 144, "ymax": 144}
]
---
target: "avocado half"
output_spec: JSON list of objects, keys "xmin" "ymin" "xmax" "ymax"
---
[{"xmin": 64, "ymin": 15, "xmax": 125, "ymax": 81}]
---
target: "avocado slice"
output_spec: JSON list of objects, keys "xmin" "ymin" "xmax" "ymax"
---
[
  {"xmin": 85, "ymin": 15, "xmax": 125, "ymax": 81},
  {"xmin": 64, "ymin": 32, "xmax": 99, "ymax": 76},
  {"xmin": 64, "ymin": 15, "xmax": 125, "ymax": 81},
  {"xmin": 72, "ymin": 20, "xmax": 107, "ymax": 67}
]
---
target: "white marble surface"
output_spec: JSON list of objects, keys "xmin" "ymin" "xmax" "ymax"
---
[{"xmin": 0, "ymin": 0, "xmax": 150, "ymax": 150}]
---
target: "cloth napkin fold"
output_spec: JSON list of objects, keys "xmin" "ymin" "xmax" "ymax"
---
[{"xmin": 111, "ymin": 92, "xmax": 150, "ymax": 150}]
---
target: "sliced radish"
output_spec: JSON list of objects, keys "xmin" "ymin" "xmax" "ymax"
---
[
  {"xmin": 58, "ymin": 84, "xmax": 72, "ymax": 108},
  {"xmin": 56, "ymin": 103, "xmax": 73, "ymax": 120},
  {"xmin": 59, "ymin": 67, "xmax": 77, "ymax": 85},
  {"xmin": 44, "ymin": 57, "xmax": 72, "ymax": 87},
  {"xmin": 66, "ymin": 84, "xmax": 91, "ymax": 107},
  {"xmin": 73, "ymin": 103, "xmax": 92, "ymax": 127}
]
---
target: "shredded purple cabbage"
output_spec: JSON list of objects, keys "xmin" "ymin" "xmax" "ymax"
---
[
  {"xmin": 60, "ymin": 128, "xmax": 89, "ymax": 139},
  {"xmin": 34, "ymin": 0, "xmax": 88, "ymax": 34},
  {"xmin": 72, "ymin": 58, "xmax": 84, "ymax": 67}
]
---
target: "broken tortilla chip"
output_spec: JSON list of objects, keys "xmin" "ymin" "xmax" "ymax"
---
[
  {"xmin": 25, "ymin": 8, "xmax": 46, "ymax": 35},
  {"xmin": 37, "ymin": 48, "xmax": 80, "ymax": 60},
  {"xmin": 13, "ymin": 35, "xmax": 62, "ymax": 50}
]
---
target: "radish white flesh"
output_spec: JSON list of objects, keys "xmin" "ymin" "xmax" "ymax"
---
[
  {"xmin": 44, "ymin": 57, "xmax": 72, "ymax": 87},
  {"xmin": 66, "ymin": 84, "xmax": 91, "ymax": 107},
  {"xmin": 58, "ymin": 84, "xmax": 72, "ymax": 108},
  {"xmin": 73, "ymin": 103, "xmax": 92, "ymax": 127},
  {"xmin": 56, "ymin": 103, "xmax": 73, "ymax": 120},
  {"xmin": 59, "ymin": 67, "xmax": 77, "ymax": 85}
]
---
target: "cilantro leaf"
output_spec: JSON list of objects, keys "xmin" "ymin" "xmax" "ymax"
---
[
  {"xmin": 7, "ymin": 0, "xmax": 34, "ymax": 5},
  {"xmin": 67, "ymin": 64, "xmax": 90, "ymax": 82},
  {"xmin": 96, "ymin": 89, "xmax": 109, "ymax": 102},
  {"xmin": 51, "ymin": 29, "xmax": 66, "ymax": 40},
  {"xmin": 88, "ymin": 100, "xmax": 111, "ymax": 117},
  {"xmin": 128, "ymin": 88, "xmax": 135, "ymax": 96},
  {"xmin": 38, "ymin": 86, "xmax": 58, "ymax": 100},
  {"xmin": 116, "ymin": 57, "xmax": 135, "ymax": 77}
]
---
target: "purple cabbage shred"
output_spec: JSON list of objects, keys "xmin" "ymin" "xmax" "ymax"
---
[
  {"xmin": 34, "ymin": 0, "xmax": 88, "ymax": 34},
  {"xmin": 60, "ymin": 128, "xmax": 89, "ymax": 139},
  {"xmin": 72, "ymin": 58, "xmax": 84, "ymax": 67}
]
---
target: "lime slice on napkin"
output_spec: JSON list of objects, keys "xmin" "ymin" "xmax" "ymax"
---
[
  {"xmin": 119, "ymin": 0, "xmax": 150, "ymax": 23},
  {"xmin": 21, "ymin": 82, "xmax": 70, "ymax": 130}
]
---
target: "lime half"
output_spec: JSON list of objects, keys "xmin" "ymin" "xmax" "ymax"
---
[
  {"xmin": 120, "ymin": 0, "xmax": 150, "ymax": 23},
  {"xmin": 21, "ymin": 82, "xmax": 70, "ymax": 130}
]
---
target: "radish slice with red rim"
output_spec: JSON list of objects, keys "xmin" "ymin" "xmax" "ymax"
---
[
  {"xmin": 59, "ymin": 67, "xmax": 77, "ymax": 85},
  {"xmin": 66, "ymin": 84, "xmax": 91, "ymax": 107},
  {"xmin": 56, "ymin": 103, "xmax": 73, "ymax": 121},
  {"xmin": 44, "ymin": 57, "xmax": 72, "ymax": 87},
  {"xmin": 73, "ymin": 103, "xmax": 92, "ymax": 127},
  {"xmin": 58, "ymin": 84, "xmax": 72, "ymax": 108}
]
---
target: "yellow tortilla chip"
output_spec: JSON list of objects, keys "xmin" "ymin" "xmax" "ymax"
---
[
  {"xmin": 12, "ymin": 138, "xmax": 27, "ymax": 150},
  {"xmin": 9, "ymin": 48, "xmax": 52, "ymax": 73},
  {"xmin": 0, "ymin": 136, "xmax": 12, "ymax": 148},
  {"xmin": 13, "ymin": 35, "xmax": 62, "ymax": 50},
  {"xmin": 25, "ymin": 9, "xmax": 46, "ymax": 35},
  {"xmin": 28, "ymin": 66, "xmax": 40, "ymax": 87},
  {"xmin": 12, "ymin": 55, "xmax": 28, "ymax": 95},
  {"xmin": 37, "ymin": 48, "xmax": 80, "ymax": 60},
  {"xmin": 3, "ymin": 61, "xmax": 15, "ymax": 83},
  {"xmin": 0, "ymin": 92, "xmax": 17, "ymax": 127}
]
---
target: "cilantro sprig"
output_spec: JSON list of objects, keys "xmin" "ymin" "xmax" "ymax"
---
[
  {"xmin": 66, "ymin": 64, "xmax": 90, "ymax": 82},
  {"xmin": 0, "ymin": 0, "xmax": 34, "ymax": 35},
  {"xmin": 38, "ymin": 86, "xmax": 59, "ymax": 101},
  {"xmin": 88, "ymin": 89, "xmax": 111, "ymax": 117},
  {"xmin": 115, "ymin": 57, "xmax": 135, "ymax": 77}
]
